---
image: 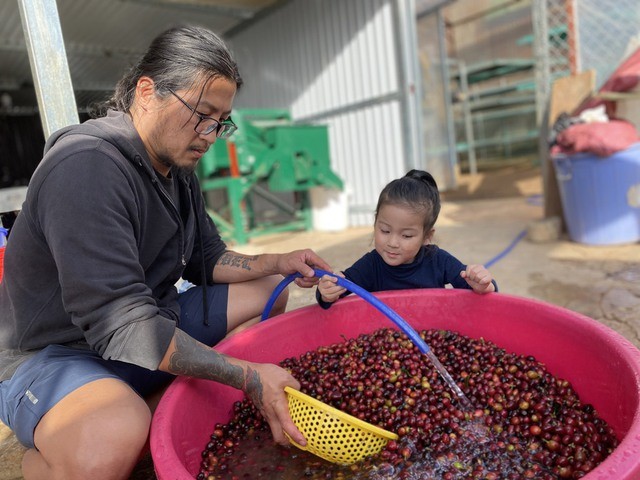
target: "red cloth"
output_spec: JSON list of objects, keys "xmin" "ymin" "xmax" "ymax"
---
[
  {"xmin": 575, "ymin": 47, "xmax": 640, "ymax": 118},
  {"xmin": 551, "ymin": 119, "xmax": 640, "ymax": 157}
]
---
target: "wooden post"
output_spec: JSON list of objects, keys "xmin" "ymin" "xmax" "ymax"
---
[{"xmin": 543, "ymin": 70, "xmax": 595, "ymax": 220}]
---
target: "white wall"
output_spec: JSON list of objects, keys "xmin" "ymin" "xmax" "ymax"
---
[{"xmin": 229, "ymin": 0, "xmax": 418, "ymax": 227}]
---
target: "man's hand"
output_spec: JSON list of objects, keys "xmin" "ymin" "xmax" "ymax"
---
[
  {"xmin": 275, "ymin": 249, "xmax": 333, "ymax": 288},
  {"xmin": 160, "ymin": 330, "xmax": 307, "ymax": 446},
  {"xmin": 243, "ymin": 362, "xmax": 307, "ymax": 446}
]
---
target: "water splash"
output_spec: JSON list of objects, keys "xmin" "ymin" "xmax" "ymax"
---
[{"xmin": 425, "ymin": 349, "xmax": 473, "ymax": 411}]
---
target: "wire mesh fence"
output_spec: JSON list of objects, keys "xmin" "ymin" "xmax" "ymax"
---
[
  {"xmin": 442, "ymin": 0, "xmax": 640, "ymax": 173},
  {"xmin": 576, "ymin": 0, "xmax": 640, "ymax": 89},
  {"xmin": 534, "ymin": 0, "xmax": 640, "ymax": 124}
]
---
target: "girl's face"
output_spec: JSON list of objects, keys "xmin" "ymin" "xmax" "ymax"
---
[{"xmin": 374, "ymin": 203, "xmax": 432, "ymax": 266}]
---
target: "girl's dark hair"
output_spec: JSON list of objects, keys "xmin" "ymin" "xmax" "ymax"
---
[
  {"xmin": 90, "ymin": 25, "xmax": 242, "ymax": 117},
  {"xmin": 375, "ymin": 169, "xmax": 441, "ymax": 232}
]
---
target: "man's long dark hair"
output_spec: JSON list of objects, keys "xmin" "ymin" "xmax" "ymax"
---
[{"xmin": 90, "ymin": 25, "xmax": 243, "ymax": 117}]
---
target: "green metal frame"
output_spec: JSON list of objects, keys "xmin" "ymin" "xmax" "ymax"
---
[
  {"xmin": 199, "ymin": 176, "xmax": 313, "ymax": 245},
  {"xmin": 197, "ymin": 109, "xmax": 343, "ymax": 245}
]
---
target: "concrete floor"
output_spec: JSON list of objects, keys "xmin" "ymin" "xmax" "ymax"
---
[{"xmin": 2, "ymin": 165, "xmax": 639, "ymax": 479}]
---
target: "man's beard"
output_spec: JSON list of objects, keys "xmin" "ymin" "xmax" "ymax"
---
[
  {"xmin": 157, "ymin": 154, "xmax": 197, "ymax": 177},
  {"xmin": 174, "ymin": 164, "xmax": 196, "ymax": 177}
]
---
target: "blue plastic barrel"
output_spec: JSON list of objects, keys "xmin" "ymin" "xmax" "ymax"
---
[{"xmin": 552, "ymin": 142, "xmax": 640, "ymax": 245}]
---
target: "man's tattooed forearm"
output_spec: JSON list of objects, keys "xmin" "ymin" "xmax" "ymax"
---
[
  {"xmin": 169, "ymin": 329, "xmax": 244, "ymax": 389},
  {"xmin": 218, "ymin": 252, "xmax": 257, "ymax": 271},
  {"xmin": 243, "ymin": 366, "xmax": 264, "ymax": 409}
]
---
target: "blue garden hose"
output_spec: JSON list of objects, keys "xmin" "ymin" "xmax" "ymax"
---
[
  {"xmin": 484, "ymin": 229, "xmax": 526, "ymax": 269},
  {"xmin": 261, "ymin": 268, "xmax": 431, "ymax": 354}
]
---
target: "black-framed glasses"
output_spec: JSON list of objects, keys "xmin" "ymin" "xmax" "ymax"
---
[{"xmin": 167, "ymin": 88, "xmax": 237, "ymax": 139}]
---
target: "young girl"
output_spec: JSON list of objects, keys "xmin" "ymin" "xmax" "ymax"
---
[{"xmin": 317, "ymin": 169, "xmax": 497, "ymax": 308}]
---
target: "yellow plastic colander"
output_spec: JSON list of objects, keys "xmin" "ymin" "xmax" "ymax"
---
[{"xmin": 284, "ymin": 386, "xmax": 398, "ymax": 465}]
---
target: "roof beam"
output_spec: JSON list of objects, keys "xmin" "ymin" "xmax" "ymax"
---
[
  {"xmin": 0, "ymin": 38, "xmax": 143, "ymax": 60},
  {"xmin": 117, "ymin": 0, "xmax": 256, "ymax": 19}
]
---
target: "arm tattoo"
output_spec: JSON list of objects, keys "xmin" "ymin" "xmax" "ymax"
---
[
  {"xmin": 168, "ymin": 329, "xmax": 244, "ymax": 390},
  {"xmin": 218, "ymin": 252, "xmax": 258, "ymax": 271},
  {"xmin": 243, "ymin": 366, "xmax": 264, "ymax": 409}
]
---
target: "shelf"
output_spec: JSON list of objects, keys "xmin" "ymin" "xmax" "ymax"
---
[
  {"xmin": 454, "ymin": 105, "xmax": 536, "ymax": 122},
  {"xmin": 450, "ymin": 58, "xmax": 534, "ymax": 84},
  {"xmin": 596, "ymin": 91, "xmax": 640, "ymax": 101},
  {"xmin": 517, "ymin": 25, "xmax": 567, "ymax": 46},
  {"xmin": 466, "ymin": 93, "xmax": 536, "ymax": 111},
  {"xmin": 465, "ymin": 79, "xmax": 535, "ymax": 99},
  {"xmin": 455, "ymin": 130, "xmax": 538, "ymax": 152},
  {"xmin": 449, "ymin": 55, "xmax": 538, "ymax": 173}
]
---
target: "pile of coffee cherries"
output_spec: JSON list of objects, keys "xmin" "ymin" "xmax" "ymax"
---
[{"xmin": 198, "ymin": 328, "xmax": 618, "ymax": 479}]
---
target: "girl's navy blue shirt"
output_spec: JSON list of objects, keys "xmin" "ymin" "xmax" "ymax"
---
[{"xmin": 316, "ymin": 245, "xmax": 498, "ymax": 309}]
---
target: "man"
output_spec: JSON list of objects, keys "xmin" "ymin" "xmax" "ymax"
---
[{"xmin": 0, "ymin": 25, "xmax": 329, "ymax": 479}]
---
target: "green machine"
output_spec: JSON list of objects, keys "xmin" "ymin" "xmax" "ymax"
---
[{"xmin": 197, "ymin": 109, "xmax": 344, "ymax": 245}]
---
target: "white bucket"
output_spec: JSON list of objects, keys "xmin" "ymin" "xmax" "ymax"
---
[{"xmin": 310, "ymin": 186, "xmax": 349, "ymax": 232}]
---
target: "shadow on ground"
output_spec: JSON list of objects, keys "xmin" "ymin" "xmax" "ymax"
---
[{"xmin": 442, "ymin": 162, "xmax": 541, "ymax": 201}]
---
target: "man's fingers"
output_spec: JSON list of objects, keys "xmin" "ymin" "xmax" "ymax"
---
[
  {"xmin": 263, "ymin": 394, "xmax": 306, "ymax": 447},
  {"xmin": 279, "ymin": 414, "xmax": 306, "ymax": 447},
  {"xmin": 294, "ymin": 276, "xmax": 318, "ymax": 288}
]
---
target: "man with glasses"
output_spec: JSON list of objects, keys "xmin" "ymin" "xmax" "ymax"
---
[{"xmin": 0, "ymin": 25, "xmax": 329, "ymax": 479}]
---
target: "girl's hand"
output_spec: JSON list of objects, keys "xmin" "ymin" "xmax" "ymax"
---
[
  {"xmin": 461, "ymin": 264, "xmax": 495, "ymax": 294},
  {"xmin": 317, "ymin": 273, "xmax": 346, "ymax": 303}
]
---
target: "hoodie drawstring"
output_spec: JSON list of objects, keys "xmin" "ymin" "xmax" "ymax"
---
[{"xmin": 190, "ymin": 184, "xmax": 209, "ymax": 326}]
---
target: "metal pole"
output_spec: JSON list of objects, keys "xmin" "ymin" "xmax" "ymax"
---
[
  {"xmin": 437, "ymin": 9, "xmax": 458, "ymax": 188},
  {"xmin": 532, "ymin": 0, "xmax": 550, "ymax": 130},
  {"xmin": 394, "ymin": 0, "xmax": 425, "ymax": 172},
  {"xmin": 17, "ymin": 0, "xmax": 79, "ymax": 140},
  {"xmin": 458, "ymin": 60, "xmax": 477, "ymax": 175}
]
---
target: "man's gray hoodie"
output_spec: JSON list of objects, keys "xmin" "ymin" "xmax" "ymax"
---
[{"xmin": 0, "ymin": 110, "xmax": 227, "ymax": 380}]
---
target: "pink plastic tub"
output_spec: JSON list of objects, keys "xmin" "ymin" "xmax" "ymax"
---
[{"xmin": 151, "ymin": 290, "xmax": 640, "ymax": 479}]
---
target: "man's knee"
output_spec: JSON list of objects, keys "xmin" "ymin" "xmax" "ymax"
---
[
  {"xmin": 25, "ymin": 410, "xmax": 150, "ymax": 480},
  {"xmin": 25, "ymin": 379, "xmax": 151, "ymax": 480}
]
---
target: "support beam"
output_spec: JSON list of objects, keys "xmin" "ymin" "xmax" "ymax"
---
[
  {"xmin": 394, "ymin": 0, "xmax": 425, "ymax": 172},
  {"xmin": 17, "ymin": 0, "xmax": 79, "ymax": 139}
]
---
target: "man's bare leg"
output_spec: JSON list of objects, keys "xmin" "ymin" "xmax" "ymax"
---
[
  {"xmin": 22, "ymin": 378, "xmax": 151, "ymax": 480},
  {"xmin": 225, "ymin": 275, "xmax": 289, "ymax": 337}
]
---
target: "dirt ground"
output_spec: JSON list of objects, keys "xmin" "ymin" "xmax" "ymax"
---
[
  {"xmin": 1, "ymin": 164, "xmax": 639, "ymax": 479},
  {"xmin": 252, "ymin": 164, "xmax": 640, "ymax": 349}
]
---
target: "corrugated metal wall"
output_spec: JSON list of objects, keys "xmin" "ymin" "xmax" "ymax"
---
[{"xmin": 229, "ymin": 0, "xmax": 414, "ymax": 227}]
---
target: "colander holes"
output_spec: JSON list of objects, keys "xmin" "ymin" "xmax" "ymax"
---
[{"xmin": 286, "ymin": 390, "xmax": 395, "ymax": 466}]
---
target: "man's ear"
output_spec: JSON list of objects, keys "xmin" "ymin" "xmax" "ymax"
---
[{"xmin": 134, "ymin": 76, "xmax": 156, "ymax": 110}]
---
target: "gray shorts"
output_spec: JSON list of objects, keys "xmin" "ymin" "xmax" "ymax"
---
[{"xmin": 0, "ymin": 283, "xmax": 228, "ymax": 449}]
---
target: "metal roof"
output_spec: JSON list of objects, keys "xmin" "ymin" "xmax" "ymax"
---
[{"xmin": 0, "ymin": 0, "xmax": 286, "ymax": 113}]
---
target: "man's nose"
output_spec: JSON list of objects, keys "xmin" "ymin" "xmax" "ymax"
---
[{"xmin": 200, "ymin": 135, "xmax": 215, "ymax": 147}]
